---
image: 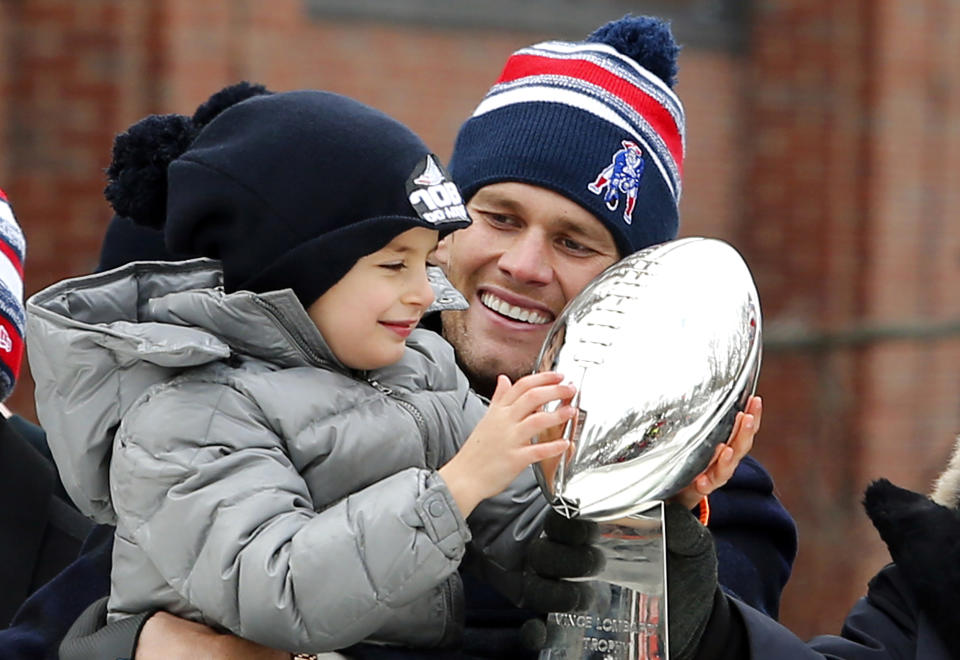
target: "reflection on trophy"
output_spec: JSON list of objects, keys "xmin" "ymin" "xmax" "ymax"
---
[{"xmin": 532, "ymin": 237, "xmax": 762, "ymax": 660}]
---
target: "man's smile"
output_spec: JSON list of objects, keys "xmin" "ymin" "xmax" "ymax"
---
[{"xmin": 478, "ymin": 290, "xmax": 553, "ymax": 325}]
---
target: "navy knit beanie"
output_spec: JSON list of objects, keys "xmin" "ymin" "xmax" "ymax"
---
[
  {"xmin": 450, "ymin": 15, "xmax": 684, "ymax": 257},
  {"xmin": 96, "ymin": 215, "xmax": 181, "ymax": 273},
  {"xmin": 105, "ymin": 84, "xmax": 470, "ymax": 307}
]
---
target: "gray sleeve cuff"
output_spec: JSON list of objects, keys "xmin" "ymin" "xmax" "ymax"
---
[
  {"xmin": 59, "ymin": 596, "xmax": 153, "ymax": 660},
  {"xmin": 417, "ymin": 471, "xmax": 472, "ymax": 559}
]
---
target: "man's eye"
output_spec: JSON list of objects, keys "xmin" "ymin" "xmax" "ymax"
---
[
  {"xmin": 558, "ymin": 237, "xmax": 593, "ymax": 254},
  {"xmin": 486, "ymin": 213, "xmax": 519, "ymax": 228}
]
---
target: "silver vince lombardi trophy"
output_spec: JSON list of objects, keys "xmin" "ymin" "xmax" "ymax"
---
[{"xmin": 532, "ymin": 237, "xmax": 763, "ymax": 660}]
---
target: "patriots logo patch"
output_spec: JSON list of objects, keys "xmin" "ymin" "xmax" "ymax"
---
[{"xmin": 587, "ymin": 140, "xmax": 645, "ymax": 224}]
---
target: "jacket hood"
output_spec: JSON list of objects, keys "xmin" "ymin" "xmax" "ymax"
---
[{"xmin": 26, "ymin": 259, "xmax": 467, "ymax": 523}]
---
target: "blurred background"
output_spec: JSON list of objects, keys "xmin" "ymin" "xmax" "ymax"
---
[{"xmin": 0, "ymin": 0, "xmax": 957, "ymax": 641}]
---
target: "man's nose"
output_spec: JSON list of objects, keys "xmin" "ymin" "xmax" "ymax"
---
[{"xmin": 497, "ymin": 232, "xmax": 552, "ymax": 285}]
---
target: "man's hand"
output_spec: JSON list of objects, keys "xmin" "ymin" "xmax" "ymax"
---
[
  {"xmin": 59, "ymin": 598, "xmax": 290, "ymax": 660},
  {"xmin": 522, "ymin": 511, "xmax": 606, "ymax": 613},
  {"xmin": 514, "ymin": 510, "xmax": 607, "ymax": 652},
  {"xmin": 664, "ymin": 501, "xmax": 719, "ymax": 660},
  {"xmin": 136, "ymin": 612, "xmax": 289, "ymax": 660},
  {"xmin": 674, "ymin": 396, "xmax": 762, "ymax": 510}
]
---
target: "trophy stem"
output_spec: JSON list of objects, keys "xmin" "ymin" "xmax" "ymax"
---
[{"xmin": 539, "ymin": 502, "xmax": 669, "ymax": 659}]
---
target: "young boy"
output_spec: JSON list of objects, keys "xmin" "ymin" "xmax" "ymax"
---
[{"xmin": 26, "ymin": 86, "xmax": 574, "ymax": 654}]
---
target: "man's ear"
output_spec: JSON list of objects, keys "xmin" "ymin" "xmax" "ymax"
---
[{"xmin": 433, "ymin": 234, "xmax": 452, "ymax": 269}]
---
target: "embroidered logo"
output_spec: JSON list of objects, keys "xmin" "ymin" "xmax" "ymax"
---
[
  {"xmin": 587, "ymin": 140, "xmax": 645, "ymax": 224},
  {"xmin": 406, "ymin": 155, "xmax": 470, "ymax": 226},
  {"xmin": 0, "ymin": 326, "xmax": 11, "ymax": 353}
]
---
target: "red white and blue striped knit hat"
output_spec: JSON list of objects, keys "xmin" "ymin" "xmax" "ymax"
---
[
  {"xmin": 450, "ymin": 15, "xmax": 684, "ymax": 257},
  {"xmin": 0, "ymin": 189, "xmax": 25, "ymax": 401}
]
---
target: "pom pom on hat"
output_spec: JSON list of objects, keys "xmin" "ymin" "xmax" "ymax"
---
[
  {"xmin": 105, "ymin": 81, "xmax": 274, "ymax": 230},
  {"xmin": 450, "ymin": 14, "xmax": 685, "ymax": 257},
  {"xmin": 104, "ymin": 113, "xmax": 197, "ymax": 229},
  {"xmin": 192, "ymin": 81, "xmax": 272, "ymax": 128},
  {"xmin": 0, "ymin": 189, "xmax": 25, "ymax": 402},
  {"xmin": 586, "ymin": 14, "xmax": 680, "ymax": 89}
]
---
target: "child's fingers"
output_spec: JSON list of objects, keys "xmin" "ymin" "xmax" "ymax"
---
[
  {"xmin": 489, "ymin": 374, "xmax": 513, "ymax": 403},
  {"xmin": 747, "ymin": 396, "xmax": 762, "ymax": 434},
  {"xmin": 518, "ymin": 438, "xmax": 570, "ymax": 464},
  {"xmin": 511, "ymin": 383, "xmax": 577, "ymax": 415},
  {"xmin": 500, "ymin": 371, "xmax": 566, "ymax": 405},
  {"xmin": 726, "ymin": 411, "xmax": 744, "ymax": 445},
  {"xmin": 515, "ymin": 406, "xmax": 577, "ymax": 439},
  {"xmin": 730, "ymin": 413, "xmax": 755, "ymax": 457}
]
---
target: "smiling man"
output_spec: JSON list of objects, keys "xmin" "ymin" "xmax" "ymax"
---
[
  {"xmin": 436, "ymin": 13, "xmax": 798, "ymax": 631},
  {"xmin": 439, "ymin": 18, "xmax": 686, "ymax": 400}
]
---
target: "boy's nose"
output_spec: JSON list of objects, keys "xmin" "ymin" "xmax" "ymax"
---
[{"xmin": 406, "ymin": 273, "xmax": 435, "ymax": 309}]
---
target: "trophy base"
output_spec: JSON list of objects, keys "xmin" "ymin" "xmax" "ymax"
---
[{"xmin": 538, "ymin": 502, "xmax": 668, "ymax": 660}]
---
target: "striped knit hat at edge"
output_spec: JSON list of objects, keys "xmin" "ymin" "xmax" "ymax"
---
[
  {"xmin": 0, "ymin": 189, "xmax": 25, "ymax": 401},
  {"xmin": 450, "ymin": 15, "xmax": 685, "ymax": 256}
]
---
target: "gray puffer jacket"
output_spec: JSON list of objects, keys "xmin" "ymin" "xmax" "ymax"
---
[{"xmin": 26, "ymin": 259, "xmax": 545, "ymax": 653}]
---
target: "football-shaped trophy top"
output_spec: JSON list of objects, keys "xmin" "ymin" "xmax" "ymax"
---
[{"xmin": 532, "ymin": 237, "xmax": 762, "ymax": 520}]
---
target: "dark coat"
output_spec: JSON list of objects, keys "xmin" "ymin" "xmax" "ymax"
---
[
  {"xmin": 710, "ymin": 455, "xmax": 797, "ymax": 619},
  {"xmin": 731, "ymin": 564, "xmax": 952, "ymax": 659},
  {"xmin": 707, "ymin": 475, "xmax": 960, "ymax": 659},
  {"xmin": 0, "ymin": 416, "xmax": 92, "ymax": 626},
  {"xmin": 0, "ymin": 526, "xmax": 112, "ymax": 660}
]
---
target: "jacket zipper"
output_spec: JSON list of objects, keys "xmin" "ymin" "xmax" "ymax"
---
[
  {"xmin": 252, "ymin": 297, "xmax": 332, "ymax": 368},
  {"xmin": 367, "ymin": 378, "xmax": 428, "ymax": 445},
  {"xmin": 254, "ymin": 297, "xmax": 431, "ymax": 448}
]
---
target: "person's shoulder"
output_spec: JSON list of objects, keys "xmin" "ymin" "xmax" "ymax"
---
[{"xmin": 708, "ymin": 455, "xmax": 796, "ymax": 539}]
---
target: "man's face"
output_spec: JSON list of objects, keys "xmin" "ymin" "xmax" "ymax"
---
[{"xmin": 435, "ymin": 182, "xmax": 619, "ymax": 395}]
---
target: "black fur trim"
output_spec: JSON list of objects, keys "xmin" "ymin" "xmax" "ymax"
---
[
  {"xmin": 864, "ymin": 478, "xmax": 960, "ymax": 652},
  {"xmin": 191, "ymin": 81, "xmax": 272, "ymax": 128},
  {"xmin": 104, "ymin": 114, "xmax": 197, "ymax": 229}
]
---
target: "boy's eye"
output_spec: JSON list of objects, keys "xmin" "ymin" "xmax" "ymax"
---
[{"xmin": 380, "ymin": 262, "xmax": 405, "ymax": 271}]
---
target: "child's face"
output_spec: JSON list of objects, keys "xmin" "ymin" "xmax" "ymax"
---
[{"xmin": 307, "ymin": 227, "xmax": 438, "ymax": 370}]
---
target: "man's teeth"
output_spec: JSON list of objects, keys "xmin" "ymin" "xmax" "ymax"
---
[{"xmin": 480, "ymin": 292, "xmax": 550, "ymax": 325}]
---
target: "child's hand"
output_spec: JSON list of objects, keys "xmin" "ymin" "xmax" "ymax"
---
[
  {"xmin": 439, "ymin": 372, "xmax": 576, "ymax": 517},
  {"xmin": 672, "ymin": 395, "xmax": 762, "ymax": 511}
]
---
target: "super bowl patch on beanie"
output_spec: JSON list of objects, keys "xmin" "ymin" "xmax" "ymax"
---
[
  {"xmin": 105, "ymin": 82, "xmax": 469, "ymax": 308},
  {"xmin": 450, "ymin": 15, "xmax": 684, "ymax": 257},
  {"xmin": 0, "ymin": 189, "xmax": 25, "ymax": 401}
]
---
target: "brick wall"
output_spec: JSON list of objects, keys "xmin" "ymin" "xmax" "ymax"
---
[
  {"xmin": 1, "ymin": 0, "xmax": 958, "ymax": 642},
  {"xmin": 744, "ymin": 0, "xmax": 960, "ymax": 635}
]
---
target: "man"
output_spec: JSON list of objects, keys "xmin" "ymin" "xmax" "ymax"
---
[
  {"xmin": 438, "ymin": 13, "xmax": 795, "ymax": 621},
  {"xmin": 35, "ymin": 16, "xmax": 794, "ymax": 660}
]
